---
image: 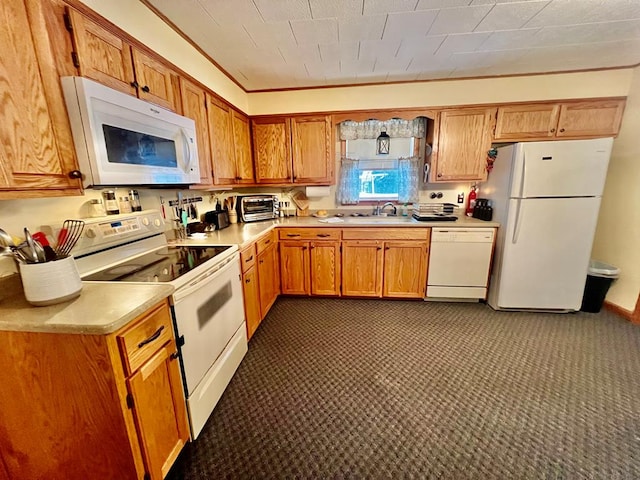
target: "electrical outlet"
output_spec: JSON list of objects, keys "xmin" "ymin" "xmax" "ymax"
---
[{"xmin": 457, "ymin": 193, "xmax": 464, "ymax": 203}]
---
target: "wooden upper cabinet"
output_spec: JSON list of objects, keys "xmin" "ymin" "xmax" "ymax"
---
[
  {"xmin": 556, "ymin": 100, "xmax": 625, "ymax": 138},
  {"xmin": 494, "ymin": 104, "xmax": 560, "ymax": 140},
  {"xmin": 66, "ymin": 8, "xmax": 135, "ymax": 95},
  {"xmin": 0, "ymin": 0, "xmax": 82, "ymax": 198},
  {"xmin": 207, "ymin": 94, "xmax": 236, "ymax": 185},
  {"xmin": 131, "ymin": 48, "xmax": 177, "ymax": 111},
  {"xmin": 180, "ymin": 78, "xmax": 212, "ymax": 185},
  {"xmin": 291, "ymin": 115, "xmax": 333, "ymax": 184},
  {"xmin": 432, "ymin": 108, "xmax": 495, "ymax": 183},
  {"xmin": 232, "ymin": 110, "xmax": 254, "ymax": 184},
  {"xmin": 67, "ymin": 9, "xmax": 178, "ymax": 111},
  {"xmin": 494, "ymin": 99, "xmax": 625, "ymax": 141},
  {"xmin": 252, "ymin": 117, "xmax": 292, "ymax": 183}
]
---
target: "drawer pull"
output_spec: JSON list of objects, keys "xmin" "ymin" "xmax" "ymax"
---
[
  {"xmin": 170, "ymin": 351, "xmax": 180, "ymax": 360},
  {"xmin": 264, "ymin": 239, "xmax": 271, "ymax": 244},
  {"xmin": 245, "ymin": 255, "xmax": 254, "ymax": 262},
  {"xmin": 317, "ymin": 233, "xmax": 330, "ymax": 237},
  {"xmin": 287, "ymin": 233, "xmax": 301, "ymax": 237},
  {"xmin": 137, "ymin": 326, "xmax": 164, "ymax": 348}
]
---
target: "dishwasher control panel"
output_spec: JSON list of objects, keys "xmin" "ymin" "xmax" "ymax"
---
[{"xmin": 431, "ymin": 228, "xmax": 495, "ymax": 243}]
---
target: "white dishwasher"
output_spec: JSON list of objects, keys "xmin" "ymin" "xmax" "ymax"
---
[{"xmin": 427, "ymin": 228, "xmax": 495, "ymax": 300}]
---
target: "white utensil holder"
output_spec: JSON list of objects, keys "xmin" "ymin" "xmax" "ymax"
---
[{"xmin": 19, "ymin": 256, "xmax": 83, "ymax": 306}]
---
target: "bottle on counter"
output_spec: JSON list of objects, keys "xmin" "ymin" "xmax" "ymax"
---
[
  {"xmin": 128, "ymin": 189, "xmax": 142, "ymax": 212},
  {"xmin": 89, "ymin": 198, "xmax": 106, "ymax": 218},
  {"xmin": 118, "ymin": 196, "xmax": 132, "ymax": 214},
  {"xmin": 102, "ymin": 190, "xmax": 119, "ymax": 215}
]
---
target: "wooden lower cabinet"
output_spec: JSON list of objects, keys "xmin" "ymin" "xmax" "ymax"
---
[
  {"xmin": 257, "ymin": 242, "xmax": 280, "ymax": 316},
  {"xmin": 242, "ymin": 264, "xmax": 261, "ymax": 339},
  {"xmin": 279, "ymin": 239, "xmax": 341, "ymax": 296},
  {"xmin": 280, "ymin": 241, "xmax": 310, "ymax": 295},
  {"xmin": 342, "ymin": 240, "xmax": 384, "ymax": 297},
  {"xmin": 383, "ymin": 241, "xmax": 429, "ymax": 298},
  {"xmin": 310, "ymin": 241, "xmax": 341, "ymax": 295},
  {"xmin": 0, "ymin": 299, "xmax": 188, "ymax": 480}
]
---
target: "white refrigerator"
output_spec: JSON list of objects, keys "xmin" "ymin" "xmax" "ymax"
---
[{"xmin": 484, "ymin": 138, "xmax": 613, "ymax": 311}]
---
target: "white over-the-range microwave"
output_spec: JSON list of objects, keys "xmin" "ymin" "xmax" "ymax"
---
[{"xmin": 61, "ymin": 76, "xmax": 200, "ymax": 187}]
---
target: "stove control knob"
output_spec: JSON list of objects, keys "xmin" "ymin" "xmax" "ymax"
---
[
  {"xmin": 141, "ymin": 217, "xmax": 150, "ymax": 226},
  {"xmin": 85, "ymin": 228, "xmax": 97, "ymax": 239},
  {"xmin": 153, "ymin": 219, "xmax": 162, "ymax": 228}
]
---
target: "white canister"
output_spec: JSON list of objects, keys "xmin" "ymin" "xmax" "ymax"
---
[{"xmin": 19, "ymin": 256, "xmax": 83, "ymax": 306}]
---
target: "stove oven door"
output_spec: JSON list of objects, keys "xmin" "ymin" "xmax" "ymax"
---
[{"xmin": 171, "ymin": 254, "xmax": 247, "ymax": 437}]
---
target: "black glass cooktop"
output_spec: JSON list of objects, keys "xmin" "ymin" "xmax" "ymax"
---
[{"xmin": 84, "ymin": 245, "xmax": 232, "ymax": 283}]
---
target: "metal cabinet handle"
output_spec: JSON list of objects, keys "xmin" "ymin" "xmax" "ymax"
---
[
  {"xmin": 141, "ymin": 85, "xmax": 150, "ymax": 93},
  {"xmin": 137, "ymin": 326, "xmax": 164, "ymax": 348},
  {"xmin": 245, "ymin": 278, "xmax": 251, "ymax": 283},
  {"xmin": 170, "ymin": 351, "xmax": 180, "ymax": 360},
  {"xmin": 559, "ymin": 128, "xmax": 565, "ymax": 132},
  {"xmin": 264, "ymin": 239, "xmax": 271, "ymax": 244},
  {"xmin": 317, "ymin": 233, "xmax": 330, "ymax": 237},
  {"xmin": 245, "ymin": 255, "xmax": 254, "ymax": 262},
  {"xmin": 130, "ymin": 81, "xmax": 139, "ymax": 88},
  {"xmin": 287, "ymin": 233, "xmax": 301, "ymax": 237},
  {"xmin": 550, "ymin": 128, "xmax": 555, "ymax": 133},
  {"xmin": 67, "ymin": 170, "xmax": 82, "ymax": 179}
]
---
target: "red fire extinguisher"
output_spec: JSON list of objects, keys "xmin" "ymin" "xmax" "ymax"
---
[{"xmin": 466, "ymin": 184, "xmax": 477, "ymax": 216}]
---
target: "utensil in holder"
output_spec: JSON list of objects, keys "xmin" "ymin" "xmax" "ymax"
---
[{"xmin": 19, "ymin": 255, "xmax": 82, "ymax": 306}]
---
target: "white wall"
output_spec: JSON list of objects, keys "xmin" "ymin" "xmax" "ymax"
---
[{"xmin": 591, "ymin": 66, "xmax": 640, "ymax": 312}]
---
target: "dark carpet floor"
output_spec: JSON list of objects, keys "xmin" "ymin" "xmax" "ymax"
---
[{"xmin": 167, "ymin": 298, "xmax": 640, "ymax": 479}]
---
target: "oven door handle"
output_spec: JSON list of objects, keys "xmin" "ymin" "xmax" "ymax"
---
[{"xmin": 172, "ymin": 254, "xmax": 238, "ymax": 302}]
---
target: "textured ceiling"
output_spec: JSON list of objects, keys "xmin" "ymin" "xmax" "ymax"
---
[{"xmin": 144, "ymin": 0, "xmax": 640, "ymax": 91}]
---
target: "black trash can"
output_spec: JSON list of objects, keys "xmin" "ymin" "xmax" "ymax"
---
[{"xmin": 580, "ymin": 260, "xmax": 620, "ymax": 313}]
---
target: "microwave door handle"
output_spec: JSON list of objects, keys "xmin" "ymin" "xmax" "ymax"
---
[{"xmin": 181, "ymin": 128, "xmax": 193, "ymax": 172}]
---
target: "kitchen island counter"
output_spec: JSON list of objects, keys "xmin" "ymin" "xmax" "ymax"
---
[{"xmin": 0, "ymin": 275, "xmax": 174, "ymax": 335}]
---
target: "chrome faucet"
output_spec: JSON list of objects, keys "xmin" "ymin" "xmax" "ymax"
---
[{"xmin": 374, "ymin": 202, "xmax": 397, "ymax": 216}]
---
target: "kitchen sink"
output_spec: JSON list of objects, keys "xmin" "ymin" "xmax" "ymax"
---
[{"xmin": 341, "ymin": 216, "xmax": 417, "ymax": 224}]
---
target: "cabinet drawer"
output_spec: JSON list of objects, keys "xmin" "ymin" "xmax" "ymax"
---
[
  {"xmin": 240, "ymin": 243, "xmax": 257, "ymax": 273},
  {"xmin": 256, "ymin": 230, "xmax": 277, "ymax": 254},
  {"xmin": 117, "ymin": 301, "xmax": 174, "ymax": 376},
  {"xmin": 342, "ymin": 228, "xmax": 430, "ymax": 241},
  {"xmin": 278, "ymin": 228, "xmax": 341, "ymax": 240}
]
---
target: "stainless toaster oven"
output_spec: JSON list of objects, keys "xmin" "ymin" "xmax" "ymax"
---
[{"xmin": 237, "ymin": 195, "xmax": 279, "ymax": 222}]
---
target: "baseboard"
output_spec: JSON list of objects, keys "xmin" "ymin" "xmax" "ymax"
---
[{"xmin": 604, "ymin": 301, "xmax": 635, "ymax": 322}]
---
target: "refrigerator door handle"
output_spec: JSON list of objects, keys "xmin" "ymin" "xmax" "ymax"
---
[
  {"xmin": 518, "ymin": 151, "xmax": 527, "ymax": 198},
  {"xmin": 512, "ymin": 199, "xmax": 523, "ymax": 244}
]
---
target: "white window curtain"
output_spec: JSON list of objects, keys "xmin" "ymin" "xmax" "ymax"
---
[
  {"xmin": 336, "ymin": 157, "xmax": 360, "ymax": 205},
  {"xmin": 339, "ymin": 118, "xmax": 426, "ymax": 140},
  {"xmin": 397, "ymin": 156, "xmax": 420, "ymax": 204}
]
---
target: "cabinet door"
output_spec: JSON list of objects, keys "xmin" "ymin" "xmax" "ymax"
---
[
  {"xmin": 252, "ymin": 117, "xmax": 292, "ymax": 183},
  {"xmin": 180, "ymin": 78, "xmax": 212, "ymax": 185},
  {"xmin": 128, "ymin": 341, "xmax": 189, "ymax": 480},
  {"xmin": 232, "ymin": 110, "xmax": 255, "ymax": 184},
  {"xmin": 433, "ymin": 108, "xmax": 495, "ymax": 182},
  {"xmin": 257, "ymin": 244, "xmax": 280, "ymax": 317},
  {"xmin": 279, "ymin": 241, "xmax": 310, "ymax": 295},
  {"xmin": 341, "ymin": 241, "xmax": 383, "ymax": 297},
  {"xmin": 291, "ymin": 115, "xmax": 333, "ymax": 184},
  {"xmin": 66, "ymin": 8, "xmax": 136, "ymax": 96},
  {"xmin": 242, "ymin": 265, "xmax": 261, "ymax": 340},
  {"xmin": 383, "ymin": 241, "xmax": 428, "ymax": 298},
  {"xmin": 310, "ymin": 241, "xmax": 341, "ymax": 296},
  {"xmin": 0, "ymin": 1, "xmax": 82, "ymax": 197},
  {"xmin": 207, "ymin": 94, "xmax": 236, "ymax": 184},
  {"xmin": 494, "ymin": 104, "xmax": 560, "ymax": 141},
  {"xmin": 131, "ymin": 48, "xmax": 177, "ymax": 111},
  {"xmin": 556, "ymin": 100, "xmax": 625, "ymax": 138}
]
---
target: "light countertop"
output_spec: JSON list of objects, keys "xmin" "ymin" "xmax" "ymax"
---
[
  {"xmin": 0, "ymin": 275, "xmax": 174, "ymax": 335},
  {"xmin": 171, "ymin": 215, "xmax": 499, "ymax": 247}
]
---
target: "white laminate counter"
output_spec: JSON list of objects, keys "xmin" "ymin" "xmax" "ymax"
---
[
  {"xmin": 0, "ymin": 275, "xmax": 174, "ymax": 335},
  {"xmin": 170, "ymin": 215, "xmax": 499, "ymax": 248}
]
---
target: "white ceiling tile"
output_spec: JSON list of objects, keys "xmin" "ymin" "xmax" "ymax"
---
[
  {"xmin": 309, "ymin": 0, "xmax": 364, "ymax": 19},
  {"xmin": 278, "ymin": 44, "xmax": 322, "ymax": 64},
  {"xmin": 478, "ymin": 28, "xmax": 540, "ymax": 51},
  {"xmin": 243, "ymin": 21, "xmax": 297, "ymax": 48},
  {"xmin": 474, "ymin": 1, "xmax": 548, "ymax": 32},
  {"xmin": 396, "ymin": 35, "xmax": 446, "ymax": 59},
  {"xmin": 319, "ymin": 42, "xmax": 360, "ymax": 63},
  {"xmin": 530, "ymin": 19, "xmax": 640, "ymax": 48},
  {"xmin": 359, "ymin": 39, "xmax": 403, "ymax": 61},
  {"xmin": 373, "ymin": 55, "xmax": 412, "ymax": 71},
  {"xmin": 338, "ymin": 14, "xmax": 387, "ymax": 42},
  {"xmin": 340, "ymin": 58, "xmax": 376, "ymax": 76},
  {"xmin": 364, "ymin": 0, "xmax": 419, "ymax": 15},
  {"xmin": 435, "ymin": 32, "xmax": 491, "ymax": 55},
  {"xmin": 525, "ymin": 0, "xmax": 640, "ymax": 28},
  {"xmin": 470, "ymin": 0, "xmax": 550, "ymax": 4},
  {"xmin": 290, "ymin": 18, "xmax": 339, "ymax": 44},
  {"xmin": 196, "ymin": 0, "xmax": 263, "ymax": 25},
  {"xmin": 383, "ymin": 10, "xmax": 439, "ymax": 40},
  {"xmin": 427, "ymin": 5, "xmax": 493, "ymax": 35},
  {"xmin": 416, "ymin": 0, "xmax": 472, "ymax": 9},
  {"xmin": 253, "ymin": 0, "xmax": 312, "ymax": 22}
]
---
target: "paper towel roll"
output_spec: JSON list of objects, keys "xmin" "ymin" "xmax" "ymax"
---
[{"xmin": 305, "ymin": 186, "xmax": 331, "ymax": 197}]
